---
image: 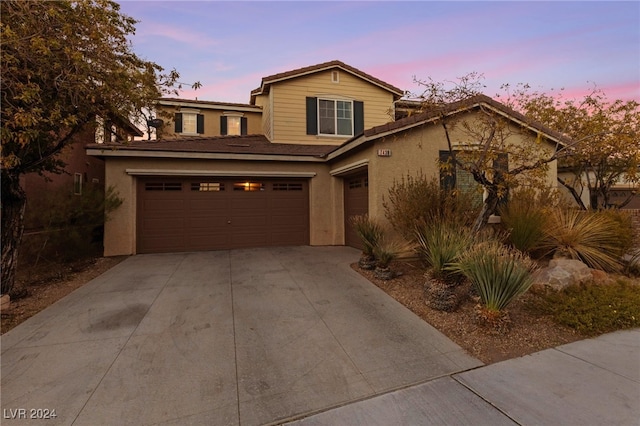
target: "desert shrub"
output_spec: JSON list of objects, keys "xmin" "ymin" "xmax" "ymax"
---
[
  {"xmin": 537, "ymin": 280, "xmax": 640, "ymax": 335},
  {"xmin": 499, "ymin": 188, "xmax": 553, "ymax": 255},
  {"xmin": 597, "ymin": 209, "xmax": 634, "ymax": 256},
  {"xmin": 450, "ymin": 241, "xmax": 538, "ymax": 312},
  {"xmin": 383, "ymin": 173, "xmax": 480, "ymax": 241},
  {"xmin": 349, "ymin": 214, "xmax": 383, "ymax": 258},
  {"xmin": 415, "ymin": 222, "xmax": 474, "ymax": 283},
  {"xmin": 21, "ymin": 185, "xmax": 123, "ymax": 265},
  {"xmin": 540, "ymin": 208, "xmax": 627, "ymax": 272}
]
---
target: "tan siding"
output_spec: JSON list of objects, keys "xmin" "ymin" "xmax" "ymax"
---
[
  {"xmin": 270, "ymin": 70, "xmax": 396, "ymax": 145},
  {"xmin": 254, "ymin": 94, "xmax": 273, "ymax": 139}
]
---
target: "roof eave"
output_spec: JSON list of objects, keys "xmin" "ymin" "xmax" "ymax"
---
[{"xmin": 86, "ymin": 147, "xmax": 327, "ymax": 163}]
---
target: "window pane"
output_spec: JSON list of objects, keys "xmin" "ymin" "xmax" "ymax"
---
[
  {"xmin": 227, "ymin": 116, "xmax": 241, "ymax": 135},
  {"xmin": 182, "ymin": 113, "xmax": 197, "ymax": 133},
  {"xmin": 319, "ymin": 99, "xmax": 335, "ymax": 134},
  {"xmin": 233, "ymin": 182, "xmax": 265, "ymax": 191},
  {"xmin": 337, "ymin": 101, "xmax": 352, "ymax": 135}
]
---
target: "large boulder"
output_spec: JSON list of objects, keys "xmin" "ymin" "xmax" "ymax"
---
[{"xmin": 532, "ymin": 258, "xmax": 593, "ymax": 292}]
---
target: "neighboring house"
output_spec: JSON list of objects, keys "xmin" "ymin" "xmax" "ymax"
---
[
  {"xmin": 22, "ymin": 117, "xmax": 143, "ymax": 230},
  {"xmin": 557, "ymin": 167, "xmax": 640, "ymax": 209},
  {"xmin": 87, "ymin": 60, "xmax": 567, "ymax": 256}
]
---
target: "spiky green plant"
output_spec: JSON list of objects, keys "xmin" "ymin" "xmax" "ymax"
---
[
  {"xmin": 450, "ymin": 241, "xmax": 538, "ymax": 312},
  {"xmin": 349, "ymin": 214, "xmax": 383, "ymax": 257},
  {"xmin": 540, "ymin": 208, "xmax": 625, "ymax": 272},
  {"xmin": 415, "ymin": 222, "xmax": 475, "ymax": 283},
  {"xmin": 499, "ymin": 190, "xmax": 549, "ymax": 254}
]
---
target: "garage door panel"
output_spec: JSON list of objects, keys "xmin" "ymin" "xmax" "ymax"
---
[
  {"xmin": 344, "ymin": 172, "xmax": 369, "ymax": 249},
  {"xmin": 138, "ymin": 178, "xmax": 309, "ymax": 253},
  {"xmin": 143, "ymin": 199, "xmax": 185, "ymax": 211},
  {"xmin": 140, "ymin": 217, "xmax": 184, "ymax": 231}
]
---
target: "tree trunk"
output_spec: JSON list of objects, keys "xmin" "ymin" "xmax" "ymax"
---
[
  {"xmin": 1, "ymin": 170, "xmax": 27, "ymax": 296},
  {"xmin": 557, "ymin": 177, "xmax": 587, "ymax": 210},
  {"xmin": 472, "ymin": 187, "xmax": 500, "ymax": 233}
]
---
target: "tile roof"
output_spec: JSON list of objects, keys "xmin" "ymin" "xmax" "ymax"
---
[
  {"xmin": 157, "ymin": 98, "xmax": 260, "ymax": 110},
  {"xmin": 362, "ymin": 94, "xmax": 573, "ymax": 144},
  {"xmin": 87, "ymin": 135, "xmax": 336, "ymax": 157},
  {"xmin": 250, "ymin": 60, "xmax": 405, "ymax": 103}
]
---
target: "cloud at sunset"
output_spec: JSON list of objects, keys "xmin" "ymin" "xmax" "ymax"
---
[{"xmin": 119, "ymin": 1, "xmax": 639, "ymax": 105}]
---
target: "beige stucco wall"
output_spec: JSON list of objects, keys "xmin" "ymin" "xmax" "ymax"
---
[
  {"xmin": 102, "ymin": 156, "xmax": 338, "ymax": 256},
  {"xmin": 254, "ymin": 70, "xmax": 396, "ymax": 145},
  {"xmin": 328, "ymin": 115, "xmax": 560, "ymax": 237},
  {"xmin": 100, "ymin": 109, "xmax": 560, "ymax": 256}
]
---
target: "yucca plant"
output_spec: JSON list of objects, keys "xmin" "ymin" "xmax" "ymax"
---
[
  {"xmin": 540, "ymin": 208, "xmax": 625, "ymax": 272},
  {"xmin": 372, "ymin": 237, "xmax": 410, "ymax": 280},
  {"xmin": 450, "ymin": 241, "xmax": 538, "ymax": 315},
  {"xmin": 415, "ymin": 222, "xmax": 475, "ymax": 311},
  {"xmin": 415, "ymin": 222, "xmax": 474, "ymax": 282},
  {"xmin": 349, "ymin": 214, "xmax": 384, "ymax": 269}
]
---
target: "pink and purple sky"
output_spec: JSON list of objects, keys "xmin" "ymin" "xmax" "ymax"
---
[{"xmin": 118, "ymin": 1, "xmax": 640, "ymax": 104}]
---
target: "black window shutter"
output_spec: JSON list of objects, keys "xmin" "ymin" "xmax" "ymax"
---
[
  {"xmin": 354, "ymin": 101, "xmax": 364, "ymax": 135},
  {"xmin": 197, "ymin": 114, "xmax": 204, "ymax": 134},
  {"xmin": 220, "ymin": 116, "xmax": 228, "ymax": 135},
  {"xmin": 439, "ymin": 150, "xmax": 456, "ymax": 191},
  {"xmin": 306, "ymin": 97, "xmax": 318, "ymax": 135},
  {"xmin": 494, "ymin": 153, "xmax": 509, "ymax": 208},
  {"xmin": 241, "ymin": 117, "xmax": 247, "ymax": 135},
  {"xmin": 174, "ymin": 113, "xmax": 183, "ymax": 133}
]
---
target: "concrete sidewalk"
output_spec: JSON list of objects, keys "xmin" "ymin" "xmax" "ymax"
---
[
  {"xmin": 287, "ymin": 328, "xmax": 640, "ymax": 425},
  {"xmin": 1, "ymin": 246, "xmax": 480, "ymax": 426}
]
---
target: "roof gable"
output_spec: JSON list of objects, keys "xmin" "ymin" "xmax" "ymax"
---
[
  {"xmin": 327, "ymin": 94, "xmax": 574, "ymax": 160},
  {"xmin": 250, "ymin": 60, "xmax": 404, "ymax": 103}
]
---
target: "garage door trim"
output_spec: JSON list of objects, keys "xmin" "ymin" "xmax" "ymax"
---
[{"xmin": 126, "ymin": 168, "xmax": 316, "ymax": 178}]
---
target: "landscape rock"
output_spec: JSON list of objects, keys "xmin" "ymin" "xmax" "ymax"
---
[{"xmin": 532, "ymin": 258, "xmax": 593, "ymax": 292}]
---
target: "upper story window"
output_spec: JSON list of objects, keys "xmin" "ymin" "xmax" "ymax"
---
[
  {"xmin": 221, "ymin": 113, "xmax": 247, "ymax": 136},
  {"xmin": 174, "ymin": 109, "xmax": 204, "ymax": 135},
  {"xmin": 319, "ymin": 99, "xmax": 353, "ymax": 136},
  {"xmin": 306, "ymin": 97, "xmax": 364, "ymax": 137}
]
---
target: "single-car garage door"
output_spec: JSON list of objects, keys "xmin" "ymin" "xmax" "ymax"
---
[
  {"xmin": 137, "ymin": 177, "xmax": 309, "ymax": 253},
  {"xmin": 344, "ymin": 172, "xmax": 369, "ymax": 249}
]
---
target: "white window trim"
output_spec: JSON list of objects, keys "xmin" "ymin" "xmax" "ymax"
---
[
  {"xmin": 223, "ymin": 112, "xmax": 244, "ymax": 136},
  {"xmin": 317, "ymin": 98, "xmax": 354, "ymax": 137},
  {"xmin": 179, "ymin": 108, "xmax": 200, "ymax": 135},
  {"xmin": 74, "ymin": 173, "xmax": 83, "ymax": 195}
]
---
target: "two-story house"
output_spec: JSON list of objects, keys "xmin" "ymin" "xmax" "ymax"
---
[{"xmin": 88, "ymin": 60, "xmax": 568, "ymax": 256}]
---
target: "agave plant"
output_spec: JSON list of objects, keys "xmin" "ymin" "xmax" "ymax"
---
[
  {"xmin": 540, "ymin": 208, "xmax": 625, "ymax": 272},
  {"xmin": 450, "ymin": 241, "xmax": 538, "ymax": 313}
]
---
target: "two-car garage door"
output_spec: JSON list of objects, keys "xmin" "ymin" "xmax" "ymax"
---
[{"xmin": 137, "ymin": 177, "xmax": 309, "ymax": 253}]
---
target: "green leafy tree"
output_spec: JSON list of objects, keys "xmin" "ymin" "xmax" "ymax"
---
[
  {"xmin": 501, "ymin": 85, "xmax": 640, "ymax": 209},
  {"xmin": 1, "ymin": 0, "xmax": 198, "ymax": 295}
]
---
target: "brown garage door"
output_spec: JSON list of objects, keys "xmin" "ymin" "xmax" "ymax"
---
[
  {"xmin": 137, "ymin": 177, "xmax": 309, "ymax": 253},
  {"xmin": 344, "ymin": 172, "xmax": 369, "ymax": 249}
]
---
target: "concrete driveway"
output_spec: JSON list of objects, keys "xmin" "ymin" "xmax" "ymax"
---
[{"xmin": 1, "ymin": 246, "xmax": 481, "ymax": 425}]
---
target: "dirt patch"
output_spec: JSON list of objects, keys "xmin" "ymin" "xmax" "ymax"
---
[
  {"xmin": 355, "ymin": 260, "xmax": 583, "ymax": 364},
  {"xmin": 1, "ymin": 256, "xmax": 127, "ymax": 334}
]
